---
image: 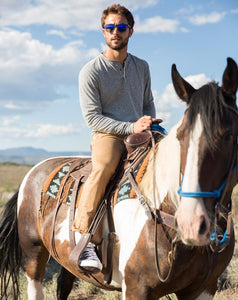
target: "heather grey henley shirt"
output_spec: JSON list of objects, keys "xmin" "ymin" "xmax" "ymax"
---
[{"xmin": 79, "ymin": 53, "xmax": 156, "ymax": 136}]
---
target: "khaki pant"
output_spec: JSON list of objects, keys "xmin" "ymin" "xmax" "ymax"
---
[{"xmin": 72, "ymin": 132, "xmax": 126, "ymax": 233}]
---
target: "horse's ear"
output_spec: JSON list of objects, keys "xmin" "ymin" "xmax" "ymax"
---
[
  {"xmin": 222, "ymin": 57, "xmax": 238, "ymax": 97},
  {"xmin": 171, "ymin": 64, "xmax": 196, "ymax": 103}
]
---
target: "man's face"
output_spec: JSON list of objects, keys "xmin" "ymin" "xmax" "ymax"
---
[{"xmin": 102, "ymin": 14, "xmax": 133, "ymax": 51}]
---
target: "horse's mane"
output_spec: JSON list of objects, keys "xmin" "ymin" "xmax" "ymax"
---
[{"xmin": 187, "ymin": 82, "xmax": 226, "ymax": 150}]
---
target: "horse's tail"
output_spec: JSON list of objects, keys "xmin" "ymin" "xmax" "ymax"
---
[{"xmin": 0, "ymin": 191, "xmax": 22, "ymax": 299}]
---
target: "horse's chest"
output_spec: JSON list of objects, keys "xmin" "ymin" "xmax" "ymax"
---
[{"xmin": 113, "ymin": 199, "xmax": 149, "ymax": 274}]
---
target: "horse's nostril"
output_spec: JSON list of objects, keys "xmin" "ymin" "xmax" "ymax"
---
[{"xmin": 199, "ymin": 218, "xmax": 207, "ymax": 235}]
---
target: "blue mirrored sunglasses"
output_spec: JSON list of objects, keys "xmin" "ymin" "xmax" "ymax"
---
[{"xmin": 104, "ymin": 23, "xmax": 131, "ymax": 33}]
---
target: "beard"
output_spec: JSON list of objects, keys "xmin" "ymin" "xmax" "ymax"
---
[{"xmin": 106, "ymin": 35, "xmax": 129, "ymax": 51}]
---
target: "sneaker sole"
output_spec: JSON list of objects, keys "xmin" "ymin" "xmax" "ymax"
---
[
  {"xmin": 79, "ymin": 261, "xmax": 102, "ymax": 273},
  {"xmin": 79, "ymin": 265, "xmax": 102, "ymax": 273}
]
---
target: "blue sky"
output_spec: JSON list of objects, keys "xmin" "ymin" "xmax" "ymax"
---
[{"xmin": 0, "ymin": 0, "xmax": 238, "ymax": 152}]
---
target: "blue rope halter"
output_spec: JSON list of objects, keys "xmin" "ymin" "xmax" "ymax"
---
[{"xmin": 177, "ymin": 165, "xmax": 237, "ymax": 199}]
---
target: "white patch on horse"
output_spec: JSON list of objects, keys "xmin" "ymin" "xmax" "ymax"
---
[
  {"xmin": 195, "ymin": 292, "xmax": 213, "ymax": 300},
  {"xmin": 26, "ymin": 275, "xmax": 44, "ymax": 300},
  {"xmin": 139, "ymin": 120, "xmax": 181, "ymax": 209},
  {"xmin": 121, "ymin": 280, "xmax": 127, "ymax": 300},
  {"xmin": 72, "ymin": 208, "xmax": 83, "ymax": 244},
  {"xmin": 182, "ymin": 114, "xmax": 203, "ymax": 193},
  {"xmin": 113, "ymin": 198, "xmax": 149, "ymax": 280},
  {"xmin": 175, "ymin": 114, "xmax": 210, "ymax": 245},
  {"xmin": 55, "ymin": 209, "xmax": 70, "ymax": 243}
]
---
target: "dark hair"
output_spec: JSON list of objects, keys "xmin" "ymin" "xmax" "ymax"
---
[{"xmin": 101, "ymin": 4, "xmax": 134, "ymax": 28}]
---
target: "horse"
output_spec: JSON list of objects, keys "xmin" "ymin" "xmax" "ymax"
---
[{"xmin": 0, "ymin": 57, "xmax": 237, "ymax": 300}]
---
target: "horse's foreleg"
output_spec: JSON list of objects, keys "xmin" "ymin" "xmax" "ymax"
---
[
  {"xmin": 122, "ymin": 280, "xmax": 156, "ymax": 300},
  {"xmin": 57, "ymin": 267, "xmax": 75, "ymax": 300}
]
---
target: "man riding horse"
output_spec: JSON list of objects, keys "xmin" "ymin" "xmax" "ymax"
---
[{"xmin": 71, "ymin": 4, "xmax": 156, "ymax": 272}]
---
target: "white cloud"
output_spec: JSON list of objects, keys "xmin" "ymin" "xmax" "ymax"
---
[
  {"xmin": 121, "ymin": 0, "xmax": 158, "ymax": 10},
  {"xmin": 185, "ymin": 73, "xmax": 211, "ymax": 89},
  {"xmin": 2, "ymin": 116, "xmax": 20, "ymax": 126},
  {"xmin": 100, "ymin": 42, "xmax": 107, "ymax": 53},
  {"xmin": 0, "ymin": 0, "xmax": 159, "ymax": 30},
  {"xmin": 0, "ymin": 0, "xmax": 100, "ymax": 30},
  {"xmin": 4, "ymin": 103, "xmax": 24, "ymax": 110},
  {"xmin": 0, "ymin": 28, "xmax": 100, "ymax": 108},
  {"xmin": 135, "ymin": 15, "xmax": 179, "ymax": 33},
  {"xmin": 231, "ymin": 8, "xmax": 238, "ymax": 14},
  {"xmin": 0, "ymin": 0, "xmax": 176, "ymax": 40},
  {"xmin": 46, "ymin": 30, "xmax": 68, "ymax": 39},
  {"xmin": 0, "ymin": 29, "xmax": 96, "ymax": 70},
  {"xmin": 1, "ymin": 100, "xmax": 47, "ymax": 114},
  {"xmin": 0, "ymin": 123, "xmax": 80, "ymax": 139},
  {"xmin": 26, "ymin": 123, "xmax": 81, "ymax": 138},
  {"xmin": 176, "ymin": 6, "xmax": 198, "ymax": 16},
  {"xmin": 189, "ymin": 11, "xmax": 226, "ymax": 25},
  {"xmin": 180, "ymin": 27, "xmax": 189, "ymax": 33},
  {"xmin": 154, "ymin": 73, "xmax": 211, "ymax": 129},
  {"xmin": 155, "ymin": 73, "xmax": 210, "ymax": 109}
]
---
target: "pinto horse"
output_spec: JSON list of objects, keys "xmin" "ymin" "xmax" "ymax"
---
[{"xmin": 0, "ymin": 57, "xmax": 237, "ymax": 300}]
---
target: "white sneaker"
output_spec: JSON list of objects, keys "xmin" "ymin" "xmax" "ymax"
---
[{"xmin": 79, "ymin": 242, "xmax": 102, "ymax": 273}]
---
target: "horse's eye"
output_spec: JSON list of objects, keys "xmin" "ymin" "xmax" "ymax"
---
[{"xmin": 223, "ymin": 132, "xmax": 233, "ymax": 142}]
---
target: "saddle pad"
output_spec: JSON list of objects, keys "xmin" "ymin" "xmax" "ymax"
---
[
  {"xmin": 42, "ymin": 160, "xmax": 76, "ymax": 200},
  {"xmin": 40, "ymin": 158, "xmax": 93, "ymax": 217},
  {"xmin": 114, "ymin": 150, "xmax": 151, "ymax": 204}
]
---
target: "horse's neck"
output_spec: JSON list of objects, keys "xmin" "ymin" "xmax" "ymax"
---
[{"xmin": 139, "ymin": 122, "xmax": 182, "ymax": 209}]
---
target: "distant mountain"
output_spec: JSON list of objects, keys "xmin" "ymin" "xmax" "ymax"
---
[
  {"xmin": 0, "ymin": 147, "xmax": 48, "ymax": 156},
  {"xmin": 0, "ymin": 147, "xmax": 91, "ymax": 165}
]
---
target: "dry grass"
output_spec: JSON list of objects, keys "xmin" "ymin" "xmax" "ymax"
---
[
  {"xmin": 0, "ymin": 162, "xmax": 238, "ymax": 299},
  {"xmin": 0, "ymin": 162, "xmax": 32, "ymax": 193},
  {"xmin": 213, "ymin": 187, "xmax": 238, "ymax": 300}
]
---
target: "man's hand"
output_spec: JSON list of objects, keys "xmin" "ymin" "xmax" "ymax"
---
[{"xmin": 133, "ymin": 115, "xmax": 153, "ymax": 133}]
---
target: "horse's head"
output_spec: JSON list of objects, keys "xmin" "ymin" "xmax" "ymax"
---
[{"xmin": 172, "ymin": 58, "xmax": 238, "ymax": 246}]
